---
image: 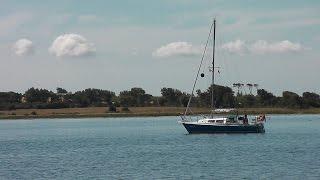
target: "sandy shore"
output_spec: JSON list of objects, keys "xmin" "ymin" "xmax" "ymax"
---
[{"xmin": 1, "ymin": 107, "xmax": 320, "ymax": 120}]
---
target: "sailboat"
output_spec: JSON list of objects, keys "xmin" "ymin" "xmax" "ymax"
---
[{"xmin": 180, "ymin": 19, "xmax": 266, "ymax": 134}]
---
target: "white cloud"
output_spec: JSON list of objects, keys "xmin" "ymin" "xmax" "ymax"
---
[
  {"xmin": 49, "ymin": 34, "xmax": 96, "ymax": 57},
  {"xmin": 13, "ymin": 38, "xmax": 34, "ymax": 56},
  {"xmin": 221, "ymin": 39, "xmax": 246, "ymax": 55},
  {"xmin": 249, "ymin": 40, "xmax": 303, "ymax": 54},
  {"xmin": 221, "ymin": 40, "xmax": 304, "ymax": 55},
  {"xmin": 152, "ymin": 42, "xmax": 201, "ymax": 58}
]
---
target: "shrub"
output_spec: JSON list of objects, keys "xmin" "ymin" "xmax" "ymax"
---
[
  {"xmin": 108, "ymin": 105, "xmax": 117, "ymax": 112},
  {"xmin": 31, "ymin": 111, "xmax": 37, "ymax": 115},
  {"xmin": 121, "ymin": 107, "xmax": 130, "ymax": 112}
]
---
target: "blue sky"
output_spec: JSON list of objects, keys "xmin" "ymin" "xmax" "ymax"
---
[{"xmin": 0, "ymin": 0, "xmax": 320, "ymax": 95}]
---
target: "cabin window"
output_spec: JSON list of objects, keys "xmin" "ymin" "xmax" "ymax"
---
[{"xmin": 216, "ymin": 120, "xmax": 224, "ymax": 123}]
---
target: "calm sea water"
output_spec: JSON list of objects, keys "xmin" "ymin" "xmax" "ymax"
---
[{"xmin": 0, "ymin": 115, "xmax": 320, "ymax": 179}]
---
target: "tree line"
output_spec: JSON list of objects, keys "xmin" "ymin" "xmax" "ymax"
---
[{"xmin": 0, "ymin": 85, "xmax": 319, "ymax": 110}]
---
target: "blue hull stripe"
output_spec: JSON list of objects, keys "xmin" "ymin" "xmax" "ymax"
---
[{"xmin": 182, "ymin": 123, "xmax": 265, "ymax": 134}]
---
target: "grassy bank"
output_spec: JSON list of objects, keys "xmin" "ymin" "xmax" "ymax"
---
[
  {"xmin": 0, "ymin": 107, "xmax": 205, "ymax": 120},
  {"xmin": 1, "ymin": 107, "xmax": 320, "ymax": 120}
]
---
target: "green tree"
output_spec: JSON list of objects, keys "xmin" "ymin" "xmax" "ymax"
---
[
  {"xmin": 161, "ymin": 88, "xmax": 188, "ymax": 107},
  {"xmin": 0, "ymin": 92, "xmax": 22, "ymax": 110},
  {"xmin": 24, "ymin": 88, "xmax": 56, "ymax": 103},
  {"xmin": 282, "ymin": 91, "xmax": 302, "ymax": 108},
  {"xmin": 197, "ymin": 85, "xmax": 235, "ymax": 108},
  {"xmin": 71, "ymin": 88, "xmax": 115, "ymax": 107},
  {"xmin": 302, "ymin": 92, "xmax": 320, "ymax": 108},
  {"xmin": 56, "ymin": 87, "xmax": 68, "ymax": 94},
  {"xmin": 236, "ymin": 94, "xmax": 257, "ymax": 108},
  {"xmin": 0, "ymin": 92, "xmax": 22, "ymax": 103},
  {"xmin": 119, "ymin": 87, "xmax": 152, "ymax": 107},
  {"xmin": 119, "ymin": 90, "xmax": 136, "ymax": 107},
  {"xmin": 257, "ymin": 89, "xmax": 278, "ymax": 107}
]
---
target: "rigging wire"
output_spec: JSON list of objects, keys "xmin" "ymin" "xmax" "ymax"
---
[
  {"xmin": 184, "ymin": 20, "xmax": 215, "ymax": 117},
  {"xmin": 200, "ymin": 38, "xmax": 212, "ymax": 94}
]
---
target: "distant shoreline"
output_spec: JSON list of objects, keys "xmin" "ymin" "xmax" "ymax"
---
[{"xmin": 1, "ymin": 107, "xmax": 320, "ymax": 120}]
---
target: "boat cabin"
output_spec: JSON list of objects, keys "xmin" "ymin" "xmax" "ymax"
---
[{"xmin": 198, "ymin": 118, "xmax": 227, "ymax": 124}]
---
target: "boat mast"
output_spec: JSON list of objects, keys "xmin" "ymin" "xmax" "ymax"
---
[{"xmin": 211, "ymin": 19, "xmax": 216, "ymax": 116}]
